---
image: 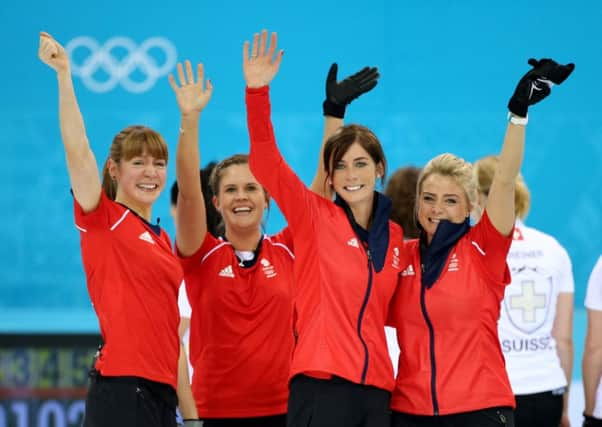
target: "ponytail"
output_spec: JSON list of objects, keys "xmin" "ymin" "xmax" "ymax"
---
[{"xmin": 101, "ymin": 158, "xmax": 117, "ymax": 200}]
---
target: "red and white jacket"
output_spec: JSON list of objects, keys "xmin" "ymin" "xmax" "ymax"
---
[
  {"xmin": 388, "ymin": 212, "xmax": 515, "ymax": 415},
  {"xmin": 246, "ymin": 86, "xmax": 403, "ymax": 392},
  {"xmin": 180, "ymin": 231, "xmax": 295, "ymax": 418}
]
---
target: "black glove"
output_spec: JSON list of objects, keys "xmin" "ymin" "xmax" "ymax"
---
[
  {"xmin": 323, "ymin": 63, "xmax": 380, "ymax": 118},
  {"xmin": 508, "ymin": 58, "xmax": 575, "ymax": 117}
]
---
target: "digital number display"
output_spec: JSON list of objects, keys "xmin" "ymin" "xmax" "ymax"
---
[{"xmin": 0, "ymin": 334, "xmax": 100, "ymax": 427}]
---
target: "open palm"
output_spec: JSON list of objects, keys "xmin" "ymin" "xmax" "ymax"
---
[
  {"xmin": 168, "ymin": 60, "xmax": 213, "ymax": 116},
  {"xmin": 243, "ymin": 30, "xmax": 284, "ymax": 88}
]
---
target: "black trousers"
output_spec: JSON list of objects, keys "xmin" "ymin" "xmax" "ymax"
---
[
  {"xmin": 391, "ymin": 407, "xmax": 514, "ymax": 427},
  {"xmin": 202, "ymin": 414, "xmax": 286, "ymax": 427},
  {"xmin": 583, "ymin": 414, "xmax": 602, "ymax": 427},
  {"xmin": 82, "ymin": 370, "xmax": 177, "ymax": 427},
  {"xmin": 287, "ymin": 374, "xmax": 391, "ymax": 427},
  {"xmin": 514, "ymin": 390, "xmax": 564, "ymax": 427}
]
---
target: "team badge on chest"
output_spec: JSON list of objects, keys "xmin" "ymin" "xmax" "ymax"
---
[{"xmin": 260, "ymin": 258, "xmax": 277, "ymax": 278}]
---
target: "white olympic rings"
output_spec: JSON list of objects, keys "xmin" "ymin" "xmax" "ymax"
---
[{"xmin": 65, "ymin": 36, "xmax": 177, "ymax": 93}]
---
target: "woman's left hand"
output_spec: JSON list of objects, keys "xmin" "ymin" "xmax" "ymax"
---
[{"xmin": 168, "ymin": 60, "xmax": 213, "ymax": 117}]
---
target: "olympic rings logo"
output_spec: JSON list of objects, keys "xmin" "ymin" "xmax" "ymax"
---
[{"xmin": 65, "ymin": 36, "xmax": 177, "ymax": 93}]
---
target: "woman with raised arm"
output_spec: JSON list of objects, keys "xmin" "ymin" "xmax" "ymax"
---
[
  {"xmin": 171, "ymin": 50, "xmax": 379, "ymax": 426},
  {"xmin": 388, "ymin": 58, "xmax": 574, "ymax": 427},
  {"xmin": 244, "ymin": 29, "xmax": 402, "ymax": 427},
  {"xmin": 38, "ymin": 32, "xmax": 190, "ymax": 427},
  {"xmin": 474, "ymin": 155, "xmax": 575, "ymax": 427}
]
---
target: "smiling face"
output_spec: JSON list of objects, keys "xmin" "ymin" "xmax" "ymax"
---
[
  {"xmin": 110, "ymin": 151, "xmax": 166, "ymax": 214},
  {"xmin": 331, "ymin": 142, "xmax": 384, "ymax": 209},
  {"xmin": 417, "ymin": 173, "xmax": 471, "ymax": 244},
  {"xmin": 212, "ymin": 163, "xmax": 268, "ymax": 233}
]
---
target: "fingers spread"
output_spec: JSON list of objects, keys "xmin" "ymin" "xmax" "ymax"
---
[
  {"xmin": 251, "ymin": 33, "xmax": 259, "ymax": 58},
  {"xmin": 259, "ymin": 29, "xmax": 267, "ymax": 57},
  {"xmin": 177, "ymin": 62, "xmax": 186, "ymax": 87},
  {"xmin": 242, "ymin": 40, "xmax": 250, "ymax": 63},
  {"xmin": 185, "ymin": 60, "xmax": 194, "ymax": 84},
  {"xmin": 273, "ymin": 49, "xmax": 284, "ymax": 71},
  {"xmin": 266, "ymin": 31, "xmax": 277, "ymax": 61},
  {"xmin": 197, "ymin": 63, "xmax": 205, "ymax": 88},
  {"xmin": 168, "ymin": 74, "xmax": 178, "ymax": 91}
]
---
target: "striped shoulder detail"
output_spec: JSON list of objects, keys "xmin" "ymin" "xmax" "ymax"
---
[
  {"xmin": 264, "ymin": 235, "xmax": 294, "ymax": 260},
  {"xmin": 471, "ymin": 240, "xmax": 486, "ymax": 256},
  {"xmin": 200, "ymin": 241, "xmax": 232, "ymax": 264},
  {"xmin": 110, "ymin": 210, "xmax": 130, "ymax": 231}
]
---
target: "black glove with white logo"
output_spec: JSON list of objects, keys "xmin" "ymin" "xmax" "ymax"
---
[
  {"xmin": 323, "ymin": 63, "xmax": 380, "ymax": 118},
  {"xmin": 508, "ymin": 58, "xmax": 575, "ymax": 117}
]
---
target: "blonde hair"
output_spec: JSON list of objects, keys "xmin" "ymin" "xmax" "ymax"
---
[
  {"xmin": 474, "ymin": 155, "xmax": 530, "ymax": 220},
  {"xmin": 418, "ymin": 153, "xmax": 478, "ymax": 211},
  {"xmin": 101, "ymin": 125, "xmax": 168, "ymax": 200}
]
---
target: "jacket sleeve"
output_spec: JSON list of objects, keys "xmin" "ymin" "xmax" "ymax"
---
[{"xmin": 246, "ymin": 86, "xmax": 317, "ymax": 232}]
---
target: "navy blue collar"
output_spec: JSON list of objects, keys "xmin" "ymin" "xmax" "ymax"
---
[
  {"xmin": 334, "ymin": 192, "xmax": 392, "ymax": 272},
  {"xmin": 419, "ymin": 217, "xmax": 470, "ymax": 288},
  {"xmin": 116, "ymin": 202, "xmax": 161, "ymax": 236}
]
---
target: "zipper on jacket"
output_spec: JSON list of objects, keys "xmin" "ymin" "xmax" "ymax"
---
[
  {"xmin": 420, "ymin": 277, "xmax": 439, "ymax": 415},
  {"xmin": 357, "ymin": 248, "xmax": 374, "ymax": 384}
]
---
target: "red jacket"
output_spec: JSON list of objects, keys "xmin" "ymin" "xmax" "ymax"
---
[
  {"xmin": 246, "ymin": 86, "xmax": 403, "ymax": 392},
  {"xmin": 389, "ymin": 212, "xmax": 515, "ymax": 415}
]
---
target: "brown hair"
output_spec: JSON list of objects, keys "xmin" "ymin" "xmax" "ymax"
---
[
  {"xmin": 474, "ymin": 155, "xmax": 530, "ymax": 220},
  {"xmin": 209, "ymin": 154, "xmax": 251, "ymax": 196},
  {"xmin": 323, "ymin": 124, "xmax": 387, "ymax": 187},
  {"xmin": 101, "ymin": 125, "xmax": 168, "ymax": 200},
  {"xmin": 385, "ymin": 166, "xmax": 421, "ymax": 239},
  {"xmin": 209, "ymin": 153, "xmax": 269, "ymax": 200},
  {"xmin": 208, "ymin": 154, "xmax": 270, "ymax": 233}
]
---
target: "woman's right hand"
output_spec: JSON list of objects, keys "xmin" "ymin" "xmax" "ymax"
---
[
  {"xmin": 38, "ymin": 32, "xmax": 70, "ymax": 74},
  {"xmin": 242, "ymin": 29, "xmax": 284, "ymax": 88}
]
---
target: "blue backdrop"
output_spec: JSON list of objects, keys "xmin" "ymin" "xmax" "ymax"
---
[{"xmin": 1, "ymin": 1, "xmax": 600, "ymax": 336}]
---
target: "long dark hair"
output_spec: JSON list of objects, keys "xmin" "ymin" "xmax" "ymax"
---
[{"xmin": 323, "ymin": 124, "xmax": 387, "ymax": 189}]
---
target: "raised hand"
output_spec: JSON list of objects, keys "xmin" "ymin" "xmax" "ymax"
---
[
  {"xmin": 242, "ymin": 30, "xmax": 284, "ymax": 88},
  {"xmin": 168, "ymin": 60, "xmax": 213, "ymax": 117},
  {"xmin": 508, "ymin": 58, "xmax": 575, "ymax": 117},
  {"xmin": 323, "ymin": 63, "xmax": 380, "ymax": 118},
  {"xmin": 38, "ymin": 32, "xmax": 70, "ymax": 74}
]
